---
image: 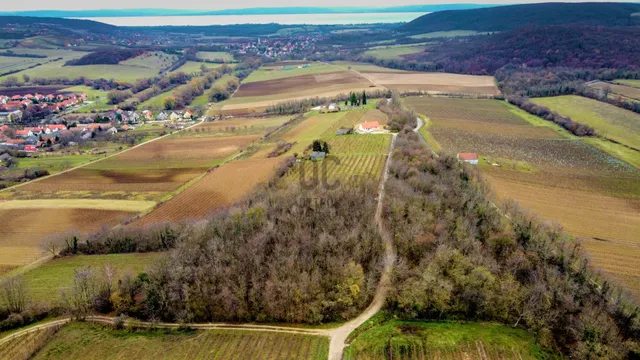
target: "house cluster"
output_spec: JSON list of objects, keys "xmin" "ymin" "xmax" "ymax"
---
[
  {"xmin": 0, "ymin": 93, "xmax": 87, "ymax": 120},
  {"xmin": 235, "ymin": 36, "xmax": 319, "ymax": 57},
  {"xmin": 0, "ymin": 122, "xmax": 122, "ymax": 152},
  {"xmin": 154, "ymin": 109, "xmax": 194, "ymax": 121}
]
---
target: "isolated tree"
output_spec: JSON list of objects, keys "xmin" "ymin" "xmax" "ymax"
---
[
  {"xmin": 22, "ymin": 74, "xmax": 30, "ymax": 83},
  {"xmin": 322, "ymin": 142, "xmax": 329, "ymax": 154},
  {"xmin": 1, "ymin": 275, "xmax": 27, "ymax": 313},
  {"xmin": 362, "ymin": 91, "xmax": 367, "ymax": 105},
  {"xmin": 64, "ymin": 266, "xmax": 98, "ymax": 319}
]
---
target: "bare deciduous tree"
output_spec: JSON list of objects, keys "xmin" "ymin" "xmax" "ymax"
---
[{"xmin": 1, "ymin": 275, "xmax": 27, "ymax": 313}]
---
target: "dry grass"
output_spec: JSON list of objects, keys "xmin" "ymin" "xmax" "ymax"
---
[
  {"xmin": 363, "ymin": 72, "xmax": 498, "ymax": 95},
  {"xmin": 0, "ymin": 208, "xmax": 135, "ymax": 266},
  {"xmin": 589, "ymin": 81, "xmax": 640, "ymax": 100},
  {"xmin": 133, "ymin": 158, "xmax": 283, "ymax": 226}
]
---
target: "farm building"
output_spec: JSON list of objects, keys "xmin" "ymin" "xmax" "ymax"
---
[
  {"xmin": 310, "ymin": 151, "xmax": 326, "ymax": 160},
  {"xmin": 457, "ymin": 153, "xmax": 479, "ymax": 165},
  {"xmin": 358, "ymin": 121, "xmax": 381, "ymax": 134}
]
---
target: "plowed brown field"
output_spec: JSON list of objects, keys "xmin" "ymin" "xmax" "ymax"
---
[
  {"xmin": 363, "ymin": 72, "xmax": 498, "ymax": 95},
  {"xmin": 133, "ymin": 158, "xmax": 283, "ymax": 226},
  {"xmin": 0, "ymin": 208, "xmax": 134, "ymax": 266}
]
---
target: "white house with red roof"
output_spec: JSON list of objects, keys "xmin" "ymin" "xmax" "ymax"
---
[
  {"xmin": 357, "ymin": 121, "xmax": 382, "ymax": 134},
  {"xmin": 457, "ymin": 153, "xmax": 479, "ymax": 165}
]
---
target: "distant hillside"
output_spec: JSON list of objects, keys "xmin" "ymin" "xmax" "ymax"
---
[
  {"xmin": 0, "ymin": 5, "xmax": 495, "ymax": 18},
  {"xmin": 401, "ymin": 25, "xmax": 640, "ymax": 74},
  {"xmin": 399, "ymin": 2, "xmax": 640, "ymax": 33},
  {"xmin": 0, "ymin": 16, "xmax": 118, "ymax": 33}
]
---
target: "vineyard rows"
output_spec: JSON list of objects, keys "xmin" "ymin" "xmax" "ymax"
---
[
  {"xmin": 0, "ymin": 325, "xmax": 62, "ymax": 360},
  {"xmin": 289, "ymin": 154, "xmax": 388, "ymax": 183}
]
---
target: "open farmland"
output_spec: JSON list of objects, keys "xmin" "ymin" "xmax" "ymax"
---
[
  {"xmin": 243, "ymin": 62, "xmax": 343, "ymax": 83},
  {"xmin": 120, "ymin": 51, "xmax": 178, "ymax": 70},
  {"xmin": 12, "ymin": 134, "xmax": 261, "ymax": 198},
  {"xmin": 222, "ymin": 71, "xmax": 380, "ymax": 113},
  {"xmin": 1, "ymin": 59, "xmax": 160, "ymax": 83},
  {"xmin": 33, "ymin": 322, "xmax": 329, "ymax": 360},
  {"xmin": 0, "ymin": 208, "xmax": 135, "ymax": 266},
  {"xmin": 363, "ymin": 72, "xmax": 499, "ymax": 95},
  {"xmin": 1, "ymin": 253, "xmax": 164, "ymax": 304},
  {"xmin": 614, "ymin": 79, "xmax": 640, "ymax": 87},
  {"xmin": 531, "ymin": 95, "xmax": 640, "ymax": 151},
  {"xmin": 406, "ymin": 96, "xmax": 640, "ymax": 297},
  {"xmin": 344, "ymin": 320, "xmax": 550, "ymax": 360},
  {"xmin": 588, "ymin": 80, "xmax": 640, "ymax": 100},
  {"xmin": 134, "ymin": 158, "xmax": 282, "ymax": 226},
  {"xmin": 362, "ymin": 45, "xmax": 427, "ymax": 60},
  {"xmin": 188, "ymin": 116, "xmax": 292, "ymax": 137},
  {"xmin": 170, "ymin": 61, "xmax": 222, "ymax": 75},
  {"xmin": 330, "ymin": 61, "xmax": 407, "ymax": 73},
  {"xmin": 196, "ymin": 51, "xmax": 234, "ymax": 62}
]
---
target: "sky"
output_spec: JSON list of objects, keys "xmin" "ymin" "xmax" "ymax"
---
[{"xmin": 1, "ymin": 0, "xmax": 636, "ymax": 11}]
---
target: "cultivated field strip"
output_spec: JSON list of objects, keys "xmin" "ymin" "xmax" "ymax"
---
[
  {"xmin": 0, "ymin": 322, "xmax": 65, "ymax": 360},
  {"xmin": 133, "ymin": 158, "xmax": 283, "ymax": 226},
  {"xmin": 0, "ymin": 208, "xmax": 135, "ymax": 266},
  {"xmin": 31, "ymin": 322, "xmax": 330, "ymax": 360},
  {"xmin": 290, "ymin": 155, "xmax": 388, "ymax": 184}
]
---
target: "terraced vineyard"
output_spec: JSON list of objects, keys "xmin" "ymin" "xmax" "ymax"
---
[{"xmin": 32, "ymin": 323, "xmax": 329, "ymax": 360}]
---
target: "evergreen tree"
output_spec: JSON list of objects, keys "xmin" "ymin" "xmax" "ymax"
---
[
  {"xmin": 322, "ymin": 142, "xmax": 329, "ymax": 154},
  {"xmin": 362, "ymin": 91, "xmax": 367, "ymax": 105},
  {"xmin": 350, "ymin": 92, "xmax": 357, "ymax": 106},
  {"xmin": 312, "ymin": 140, "xmax": 322, "ymax": 152}
]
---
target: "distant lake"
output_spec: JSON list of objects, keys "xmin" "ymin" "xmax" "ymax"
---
[{"xmin": 75, "ymin": 13, "xmax": 425, "ymax": 26}]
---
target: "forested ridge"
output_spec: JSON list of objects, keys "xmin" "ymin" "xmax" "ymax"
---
[
  {"xmin": 399, "ymin": 2, "xmax": 640, "ymax": 33},
  {"xmin": 402, "ymin": 25, "xmax": 640, "ymax": 75}
]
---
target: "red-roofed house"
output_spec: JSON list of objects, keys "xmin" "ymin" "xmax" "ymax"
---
[
  {"xmin": 11, "ymin": 95, "xmax": 22, "ymax": 101},
  {"xmin": 47, "ymin": 124, "xmax": 66, "ymax": 132},
  {"xmin": 16, "ymin": 129, "xmax": 32, "ymax": 137},
  {"xmin": 457, "ymin": 153, "xmax": 479, "ymax": 165},
  {"xmin": 358, "ymin": 121, "xmax": 381, "ymax": 133},
  {"xmin": 5, "ymin": 139, "xmax": 25, "ymax": 145},
  {"xmin": 25, "ymin": 145, "xmax": 38, "ymax": 152}
]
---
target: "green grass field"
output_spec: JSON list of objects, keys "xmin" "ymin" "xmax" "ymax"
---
[
  {"xmin": 2, "ymin": 253, "xmax": 164, "ymax": 304},
  {"xmin": 15, "ymin": 153, "xmax": 104, "ymax": 174},
  {"xmin": 344, "ymin": 318, "xmax": 555, "ymax": 360},
  {"xmin": 613, "ymin": 79, "xmax": 640, "ymax": 88},
  {"xmin": 120, "ymin": 51, "xmax": 178, "ymax": 70},
  {"xmin": 196, "ymin": 51, "xmax": 234, "ymax": 62},
  {"xmin": 242, "ymin": 63, "xmax": 342, "ymax": 84},
  {"xmin": 1, "ymin": 59, "xmax": 160, "ymax": 82},
  {"xmin": 531, "ymin": 95, "xmax": 640, "ymax": 150},
  {"xmin": 171, "ymin": 61, "xmax": 222, "ymax": 75},
  {"xmin": 362, "ymin": 45, "xmax": 427, "ymax": 60},
  {"xmin": 138, "ymin": 88, "xmax": 174, "ymax": 110},
  {"xmin": 330, "ymin": 61, "xmax": 407, "ymax": 73},
  {"xmin": 34, "ymin": 322, "xmax": 329, "ymax": 360},
  {"xmin": 409, "ymin": 30, "xmax": 483, "ymax": 39}
]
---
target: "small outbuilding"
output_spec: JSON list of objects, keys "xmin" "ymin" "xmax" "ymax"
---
[
  {"xmin": 457, "ymin": 153, "xmax": 479, "ymax": 165},
  {"xmin": 310, "ymin": 151, "xmax": 326, "ymax": 160}
]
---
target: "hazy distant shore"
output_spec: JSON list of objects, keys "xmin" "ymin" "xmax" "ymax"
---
[{"xmin": 74, "ymin": 13, "xmax": 427, "ymax": 26}]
